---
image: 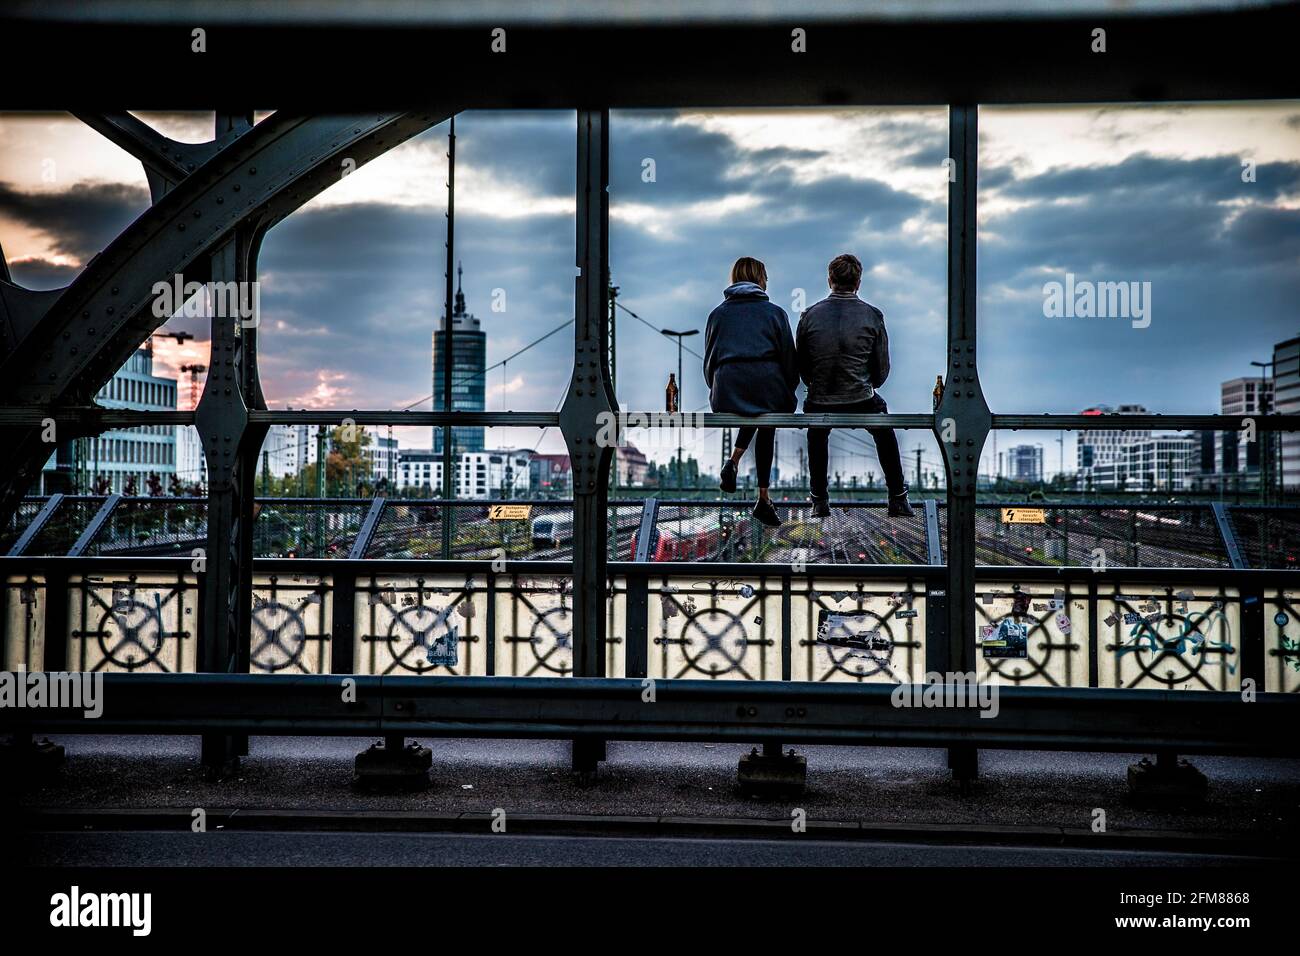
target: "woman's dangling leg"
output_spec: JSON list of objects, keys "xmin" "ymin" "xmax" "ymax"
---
[
  {"xmin": 720, "ymin": 426, "xmax": 754, "ymax": 494},
  {"xmin": 754, "ymin": 427, "xmax": 775, "ymax": 500},
  {"xmin": 732, "ymin": 426, "xmax": 755, "ymax": 465}
]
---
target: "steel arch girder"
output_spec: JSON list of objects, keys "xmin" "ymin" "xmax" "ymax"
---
[
  {"xmin": 2, "ymin": 110, "xmax": 450, "ymax": 403},
  {"xmin": 0, "ymin": 108, "xmax": 451, "ymax": 518}
]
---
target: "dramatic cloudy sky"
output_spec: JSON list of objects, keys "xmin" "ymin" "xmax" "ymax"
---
[{"xmin": 1, "ymin": 104, "xmax": 1297, "ymax": 483}]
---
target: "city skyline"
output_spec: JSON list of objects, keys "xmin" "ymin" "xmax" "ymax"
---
[{"xmin": 2, "ymin": 104, "xmax": 1298, "ymax": 483}]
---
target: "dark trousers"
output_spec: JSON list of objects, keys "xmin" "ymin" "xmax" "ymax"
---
[
  {"xmin": 805, "ymin": 394, "xmax": 907, "ymax": 498},
  {"xmin": 734, "ymin": 426, "xmax": 775, "ymax": 488}
]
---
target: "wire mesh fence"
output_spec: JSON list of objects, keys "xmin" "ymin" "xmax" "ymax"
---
[
  {"xmin": 251, "ymin": 499, "xmax": 372, "ymax": 558},
  {"xmin": 973, "ymin": 505, "xmax": 1232, "ymax": 569},
  {"xmin": 1228, "ymin": 506, "xmax": 1300, "ymax": 570},
  {"xmin": 0, "ymin": 497, "xmax": 47, "ymax": 555},
  {"xmin": 5, "ymin": 496, "xmax": 1297, "ymax": 570},
  {"xmin": 80, "ymin": 497, "xmax": 208, "ymax": 557},
  {"xmin": 22, "ymin": 496, "xmax": 104, "ymax": 556},
  {"xmin": 642, "ymin": 500, "xmax": 932, "ymax": 565}
]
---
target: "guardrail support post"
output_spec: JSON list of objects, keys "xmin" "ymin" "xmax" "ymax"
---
[
  {"xmin": 562, "ymin": 108, "xmax": 616, "ymax": 778},
  {"xmin": 1128, "ymin": 749, "xmax": 1207, "ymax": 806},
  {"xmin": 937, "ymin": 104, "xmax": 990, "ymax": 794}
]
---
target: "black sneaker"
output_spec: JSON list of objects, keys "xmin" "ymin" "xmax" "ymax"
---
[
  {"xmin": 809, "ymin": 495, "xmax": 830, "ymax": 518},
  {"xmin": 752, "ymin": 498, "xmax": 781, "ymax": 527},
  {"xmin": 887, "ymin": 491, "xmax": 914, "ymax": 517},
  {"xmin": 719, "ymin": 460, "xmax": 737, "ymax": 493}
]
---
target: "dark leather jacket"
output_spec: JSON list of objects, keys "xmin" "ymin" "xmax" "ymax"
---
[{"xmin": 796, "ymin": 292, "xmax": 890, "ymax": 405}]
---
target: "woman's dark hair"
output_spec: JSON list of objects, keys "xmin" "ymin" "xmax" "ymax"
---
[
  {"xmin": 730, "ymin": 256, "xmax": 768, "ymax": 289},
  {"xmin": 828, "ymin": 253, "xmax": 863, "ymax": 292}
]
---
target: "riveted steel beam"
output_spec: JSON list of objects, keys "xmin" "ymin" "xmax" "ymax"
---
[
  {"xmin": 561, "ymin": 109, "xmax": 616, "ymax": 686},
  {"xmin": 937, "ymin": 104, "xmax": 986, "ymax": 785},
  {"xmin": 73, "ymin": 111, "xmax": 238, "ymax": 202}
]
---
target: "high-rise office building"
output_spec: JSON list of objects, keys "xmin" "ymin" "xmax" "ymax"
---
[
  {"xmin": 1217, "ymin": 376, "xmax": 1272, "ymax": 475},
  {"xmin": 1274, "ymin": 336, "xmax": 1300, "ymax": 491},
  {"xmin": 432, "ymin": 263, "xmax": 486, "ymax": 456},
  {"xmin": 43, "ymin": 347, "xmax": 178, "ymax": 494},
  {"xmin": 1076, "ymin": 404, "xmax": 1150, "ymax": 486},
  {"xmin": 1006, "ymin": 444, "xmax": 1043, "ymax": 483}
]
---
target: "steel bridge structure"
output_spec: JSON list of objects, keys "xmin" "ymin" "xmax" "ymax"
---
[{"xmin": 1, "ymin": 3, "xmax": 1299, "ymax": 788}]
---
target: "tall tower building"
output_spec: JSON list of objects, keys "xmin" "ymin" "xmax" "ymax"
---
[{"xmin": 432, "ymin": 262, "xmax": 486, "ymax": 455}]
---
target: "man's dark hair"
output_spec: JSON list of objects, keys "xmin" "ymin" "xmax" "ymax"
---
[{"xmin": 828, "ymin": 253, "xmax": 862, "ymax": 292}]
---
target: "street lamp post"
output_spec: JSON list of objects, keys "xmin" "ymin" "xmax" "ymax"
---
[{"xmin": 660, "ymin": 327, "xmax": 699, "ymax": 491}]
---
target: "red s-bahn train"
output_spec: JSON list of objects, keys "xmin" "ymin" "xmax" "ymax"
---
[{"xmin": 630, "ymin": 512, "xmax": 752, "ymax": 561}]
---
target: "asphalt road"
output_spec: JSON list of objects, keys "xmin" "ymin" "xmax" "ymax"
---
[
  {"xmin": 21, "ymin": 829, "xmax": 1270, "ymax": 867},
  {"xmin": 9, "ymin": 732, "xmax": 1299, "ymax": 870}
]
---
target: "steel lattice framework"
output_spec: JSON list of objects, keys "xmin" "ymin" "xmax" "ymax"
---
[{"xmin": 1, "ymin": 4, "xmax": 1299, "ymax": 775}]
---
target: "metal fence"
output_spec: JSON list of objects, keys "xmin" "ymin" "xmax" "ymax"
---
[
  {"xmin": 4, "ymin": 556, "xmax": 1297, "ymax": 695},
  {"xmin": 8, "ymin": 496, "xmax": 1295, "ymax": 572}
]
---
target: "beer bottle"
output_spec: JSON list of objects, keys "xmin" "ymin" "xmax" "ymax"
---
[
  {"xmin": 666, "ymin": 372, "xmax": 679, "ymax": 413},
  {"xmin": 932, "ymin": 375, "xmax": 944, "ymax": 411}
]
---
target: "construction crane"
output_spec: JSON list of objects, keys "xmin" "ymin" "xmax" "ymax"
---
[
  {"xmin": 179, "ymin": 363, "xmax": 207, "ymax": 408},
  {"xmin": 145, "ymin": 329, "xmax": 194, "ymax": 355}
]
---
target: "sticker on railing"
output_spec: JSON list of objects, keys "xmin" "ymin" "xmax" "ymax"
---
[
  {"xmin": 488, "ymin": 504, "xmax": 532, "ymax": 521},
  {"xmin": 981, "ymin": 619, "xmax": 1028, "ymax": 659},
  {"xmin": 1000, "ymin": 507, "xmax": 1046, "ymax": 524}
]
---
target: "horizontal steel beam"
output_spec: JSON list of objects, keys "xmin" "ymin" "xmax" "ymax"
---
[
  {"xmin": 3, "ymin": 409, "xmax": 1293, "ymax": 432},
  {"xmin": 248, "ymin": 410, "xmax": 559, "ymax": 428},
  {"xmin": 6, "ymin": 8, "xmax": 1297, "ymax": 108},
  {"xmin": 0, "ymin": 555, "xmax": 1294, "ymax": 586},
  {"xmin": 0, "ymin": 408, "xmax": 193, "ymax": 426},
  {"xmin": 992, "ymin": 414, "xmax": 1299, "ymax": 431},
  {"xmin": 3, "ymin": 673, "xmax": 1295, "ymax": 757}
]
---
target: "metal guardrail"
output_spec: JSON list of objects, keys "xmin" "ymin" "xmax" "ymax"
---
[{"xmin": 5, "ymin": 672, "xmax": 1296, "ymax": 757}]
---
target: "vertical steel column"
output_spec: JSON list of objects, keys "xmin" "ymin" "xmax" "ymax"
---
[
  {"xmin": 561, "ymin": 109, "xmax": 616, "ymax": 773},
  {"xmin": 935, "ymin": 105, "xmax": 989, "ymax": 789},
  {"xmin": 195, "ymin": 176, "xmax": 265, "ymax": 776}
]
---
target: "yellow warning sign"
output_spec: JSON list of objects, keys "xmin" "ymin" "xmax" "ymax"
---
[
  {"xmin": 1000, "ymin": 507, "xmax": 1046, "ymax": 524},
  {"xmin": 488, "ymin": 504, "xmax": 532, "ymax": 521}
]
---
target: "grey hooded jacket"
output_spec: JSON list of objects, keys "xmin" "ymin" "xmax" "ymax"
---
[
  {"xmin": 795, "ymin": 291, "xmax": 890, "ymax": 405},
  {"xmin": 703, "ymin": 281, "xmax": 799, "ymax": 415}
]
